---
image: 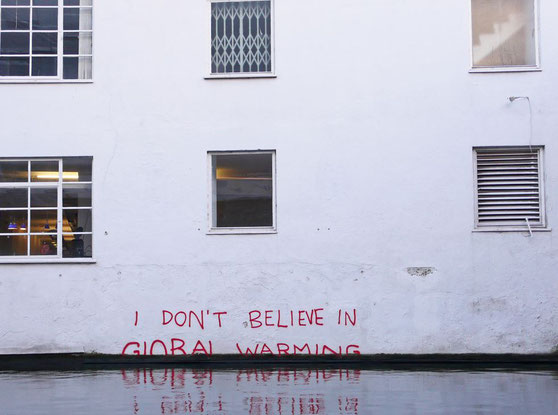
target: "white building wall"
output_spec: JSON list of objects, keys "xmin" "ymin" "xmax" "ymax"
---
[{"xmin": 1, "ymin": 0, "xmax": 557, "ymax": 355}]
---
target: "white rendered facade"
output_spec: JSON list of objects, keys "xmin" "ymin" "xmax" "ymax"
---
[{"xmin": 0, "ymin": 0, "xmax": 557, "ymax": 355}]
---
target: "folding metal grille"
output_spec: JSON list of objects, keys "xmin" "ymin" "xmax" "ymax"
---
[
  {"xmin": 475, "ymin": 147, "xmax": 543, "ymax": 227},
  {"xmin": 211, "ymin": 1, "xmax": 272, "ymax": 74}
]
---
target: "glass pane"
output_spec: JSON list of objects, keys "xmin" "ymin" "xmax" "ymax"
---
[
  {"xmin": 64, "ymin": 0, "xmax": 91, "ymax": 5},
  {"xmin": 63, "ymin": 56, "xmax": 91, "ymax": 79},
  {"xmin": 63, "ymin": 208, "xmax": 91, "ymax": 232},
  {"xmin": 63, "ymin": 157, "xmax": 92, "ymax": 181},
  {"xmin": 63, "ymin": 184, "xmax": 91, "ymax": 207},
  {"xmin": 30, "ymin": 234, "xmax": 57, "ymax": 255},
  {"xmin": 1, "ymin": 0, "xmax": 30, "ymax": 5},
  {"xmin": 63, "ymin": 32, "xmax": 92, "ymax": 55},
  {"xmin": 62, "ymin": 233, "xmax": 91, "ymax": 258},
  {"xmin": 32, "ymin": 57, "xmax": 57, "ymax": 76},
  {"xmin": 63, "ymin": 7, "xmax": 91, "ymax": 30},
  {"xmin": 30, "ymin": 209, "xmax": 56, "ymax": 232},
  {"xmin": 1, "ymin": 7, "xmax": 30, "ymax": 30},
  {"xmin": 32, "ymin": 32, "xmax": 57, "ymax": 54},
  {"xmin": 30, "ymin": 187, "xmax": 57, "ymax": 207},
  {"xmin": 0, "ymin": 161, "xmax": 28, "ymax": 182},
  {"xmin": 33, "ymin": 0, "xmax": 58, "ymax": 5},
  {"xmin": 0, "ymin": 188, "xmax": 27, "ymax": 208},
  {"xmin": 32, "ymin": 7, "xmax": 57, "ymax": 30},
  {"xmin": 0, "ymin": 235, "xmax": 27, "ymax": 256},
  {"xmin": 0, "ymin": 210, "xmax": 28, "ymax": 233},
  {"xmin": 213, "ymin": 153, "xmax": 273, "ymax": 227},
  {"xmin": 0, "ymin": 57, "xmax": 29, "ymax": 76},
  {"xmin": 0, "ymin": 32, "xmax": 30, "ymax": 55},
  {"xmin": 31, "ymin": 160, "xmax": 59, "ymax": 182},
  {"xmin": 472, "ymin": 0, "xmax": 536, "ymax": 67}
]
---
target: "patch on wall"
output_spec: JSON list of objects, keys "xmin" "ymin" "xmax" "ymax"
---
[{"xmin": 406, "ymin": 267, "xmax": 436, "ymax": 277}]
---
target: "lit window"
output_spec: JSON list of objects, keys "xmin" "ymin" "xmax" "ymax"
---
[
  {"xmin": 209, "ymin": 151, "xmax": 276, "ymax": 233},
  {"xmin": 210, "ymin": 0, "xmax": 273, "ymax": 75},
  {"xmin": 471, "ymin": 0, "xmax": 538, "ymax": 71},
  {"xmin": 474, "ymin": 147, "xmax": 546, "ymax": 230},
  {"xmin": 0, "ymin": 0, "xmax": 92, "ymax": 81},
  {"xmin": 0, "ymin": 157, "xmax": 93, "ymax": 260}
]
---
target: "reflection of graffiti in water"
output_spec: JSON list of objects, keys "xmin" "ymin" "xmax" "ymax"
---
[{"xmin": 122, "ymin": 369, "xmax": 360, "ymax": 414}]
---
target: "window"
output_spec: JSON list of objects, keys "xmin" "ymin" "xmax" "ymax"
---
[
  {"xmin": 0, "ymin": 0, "xmax": 92, "ymax": 81},
  {"xmin": 209, "ymin": 0, "xmax": 273, "ymax": 77},
  {"xmin": 0, "ymin": 157, "xmax": 93, "ymax": 261},
  {"xmin": 474, "ymin": 147, "xmax": 546, "ymax": 230},
  {"xmin": 208, "ymin": 151, "xmax": 276, "ymax": 234},
  {"xmin": 471, "ymin": 0, "xmax": 539, "ymax": 71}
]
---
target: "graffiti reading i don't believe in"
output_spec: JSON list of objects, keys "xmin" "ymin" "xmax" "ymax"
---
[{"xmin": 121, "ymin": 308, "xmax": 360, "ymax": 356}]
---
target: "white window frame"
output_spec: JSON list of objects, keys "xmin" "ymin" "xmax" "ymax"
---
[
  {"xmin": 472, "ymin": 146, "xmax": 549, "ymax": 232},
  {"xmin": 0, "ymin": 157, "xmax": 95, "ymax": 263},
  {"xmin": 204, "ymin": 0, "xmax": 276, "ymax": 80},
  {"xmin": 207, "ymin": 150, "xmax": 277, "ymax": 235},
  {"xmin": 0, "ymin": 1, "xmax": 94, "ymax": 84},
  {"xmin": 469, "ymin": 0, "xmax": 541, "ymax": 73}
]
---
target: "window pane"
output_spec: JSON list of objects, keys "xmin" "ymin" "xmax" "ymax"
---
[
  {"xmin": 1, "ymin": 0, "xmax": 30, "ymax": 5},
  {"xmin": 32, "ymin": 32, "xmax": 57, "ymax": 54},
  {"xmin": 0, "ymin": 188, "xmax": 28, "ymax": 208},
  {"xmin": 64, "ymin": 0, "xmax": 91, "ymax": 5},
  {"xmin": 32, "ymin": 7, "xmax": 57, "ymax": 30},
  {"xmin": 62, "ymin": 233, "xmax": 91, "ymax": 258},
  {"xmin": 32, "ymin": 56, "xmax": 57, "ymax": 76},
  {"xmin": 63, "ymin": 208, "xmax": 91, "ymax": 232},
  {"xmin": 30, "ymin": 234, "xmax": 56, "ymax": 255},
  {"xmin": 0, "ymin": 57, "xmax": 29, "ymax": 76},
  {"xmin": 30, "ymin": 188, "xmax": 57, "ymax": 207},
  {"xmin": 63, "ymin": 184, "xmax": 91, "ymax": 207},
  {"xmin": 1, "ymin": 7, "xmax": 30, "ymax": 30},
  {"xmin": 30, "ymin": 209, "xmax": 57, "ymax": 232},
  {"xmin": 472, "ymin": 0, "xmax": 536, "ymax": 67},
  {"xmin": 0, "ymin": 210, "xmax": 27, "ymax": 233},
  {"xmin": 63, "ymin": 56, "xmax": 91, "ymax": 79},
  {"xmin": 0, "ymin": 161, "xmax": 28, "ymax": 182},
  {"xmin": 213, "ymin": 153, "xmax": 273, "ymax": 227},
  {"xmin": 0, "ymin": 32, "xmax": 30, "ymax": 54},
  {"xmin": 33, "ymin": 0, "xmax": 58, "ymax": 5},
  {"xmin": 63, "ymin": 31, "xmax": 92, "ymax": 55},
  {"xmin": 63, "ymin": 157, "xmax": 92, "ymax": 181},
  {"xmin": 31, "ymin": 160, "xmax": 59, "ymax": 182},
  {"xmin": 0, "ymin": 235, "xmax": 27, "ymax": 256},
  {"xmin": 63, "ymin": 7, "xmax": 91, "ymax": 30}
]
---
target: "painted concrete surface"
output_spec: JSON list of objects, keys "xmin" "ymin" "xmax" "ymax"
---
[{"xmin": 1, "ymin": 0, "xmax": 558, "ymax": 355}]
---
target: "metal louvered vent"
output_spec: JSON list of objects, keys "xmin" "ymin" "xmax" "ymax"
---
[{"xmin": 475, "ymin": 147, "xmax": 544, "ymax": 228}]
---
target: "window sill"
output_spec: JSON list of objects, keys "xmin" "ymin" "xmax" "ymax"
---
[
  {"xmin": 204, "ymin": 73, "xmax": 276, "ymax": 80},
  {"xmin": 473, "ymin": 228, "xmax": 551, "ymax": 233},
  {"xmin": 469, "ymin": 66, "xmax": 541, "ymax": 74},
  {"xmin": 0, "ymin": 79, "xmax": 93, "ymax": 84},
  {"xmin": 207, "ymin": 227, "xmax": 277, "ymax": 235},
  {"xmin": 0, "ymin": 258, "xmax": 96, "ymax": 264}
]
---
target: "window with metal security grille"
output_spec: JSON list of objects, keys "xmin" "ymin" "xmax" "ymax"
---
[
  {"xmin": 474, "ymin": 147, "xmax": 546, "ymax": 230},
  {"xmin": 0, "ymin": 0, "xmax": 92, "ymax": 81},
  {"xmin": 0, "ymin": 157, "xmax": 93, "ymax": 262},
  {"xmin": 210, "ymin": 0, "xmax": 273, "ymax": 75}
]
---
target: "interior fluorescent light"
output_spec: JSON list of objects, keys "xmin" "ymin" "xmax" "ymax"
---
[{"xmin": 35, "ymin": 172, "xmax": 79, "ymax": 180}]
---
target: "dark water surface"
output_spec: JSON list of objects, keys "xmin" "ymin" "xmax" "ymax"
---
[{"xmin": 1, "ymin": 368, "xmax": 558, "ymax": 414}]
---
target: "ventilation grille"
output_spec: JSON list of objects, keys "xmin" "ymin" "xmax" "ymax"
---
[{"xmin": 475, "ymin": 147, "xmax": 543, "ymax": 227}]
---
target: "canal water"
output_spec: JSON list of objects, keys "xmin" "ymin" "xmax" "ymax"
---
[{"xmin": 1, "ymin": 368, "xmax": 557, "ymax": 414}]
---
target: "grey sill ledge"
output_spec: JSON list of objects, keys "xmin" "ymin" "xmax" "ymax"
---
[
  {"xmin": 204, "ymin": 73, "xmax": 276, "ymax": 80},
  {"xmin": 0, "ymin": 258, "xmax": 96, "ymax": 264},
  {"xmin": 469, "ymin": 67, "xmax": 541, "ymax": 74},
  {"xmin": 473, "ymin": 228, "xmax": 551, "ymax": 233},
  {"xmin": 0, "ymin": 80, "xmax": 94, "ymax": 84}
]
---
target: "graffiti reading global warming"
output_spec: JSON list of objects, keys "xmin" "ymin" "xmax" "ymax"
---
[{"xmin": 121, "ymin": 308, "xmax": 360, "ymax": 356}]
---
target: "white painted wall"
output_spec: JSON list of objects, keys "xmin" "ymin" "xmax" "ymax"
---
[{"xmin": 1, "ymin": 0, "xmax": 557, "ymax": 355}]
